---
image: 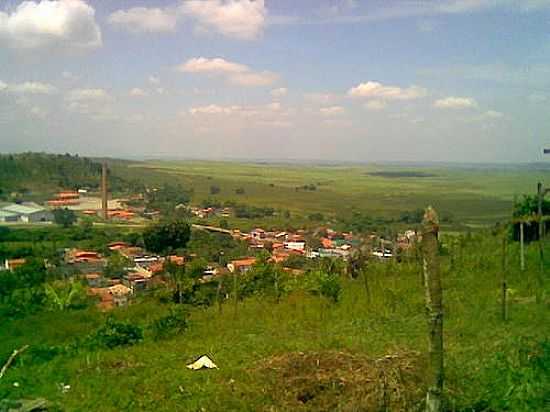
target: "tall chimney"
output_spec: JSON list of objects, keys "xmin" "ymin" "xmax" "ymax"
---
[{"xmin": 102, "ymin": 162, "xmax": 108, "ymax": 220}]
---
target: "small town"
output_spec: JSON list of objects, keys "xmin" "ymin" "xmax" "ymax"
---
[
  {"xmin": 1, "ymin": 176, "xmax": 419, "ymax": 312},
  {"xmin": 2, "ymin": 0, "xmax": 550, "ymax": 410}
]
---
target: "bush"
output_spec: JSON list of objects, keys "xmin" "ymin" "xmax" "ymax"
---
[
  {"xmin": 150, "ymin": 306, "xmax": 189, "ymax": 340},
  {"xmin": 467, "ymin": 338, "xmax": 550, "ymax": 412},
  {"xmin": 306, "ymin": 271, "xmax": 342, "ymax": 303},
  {"xmin": 210, "ymin": 185, "xmax": 221, "ymax": 195},
  {"xmin": 88, "ymin": 318, "xmax": 143, "ymax": 349}
]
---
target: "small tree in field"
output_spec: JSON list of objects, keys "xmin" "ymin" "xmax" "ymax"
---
[
  {"xmin": 143, "ymin": 219, "xmax": 191, "ymax": 255},
  {"xmin": 53, "ymin": 208, "xmax": 76, "ymax": 228}
]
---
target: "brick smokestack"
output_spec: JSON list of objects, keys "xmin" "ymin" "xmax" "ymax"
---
[{"xmin": 102, "ymin": 162, "xmax": 108, "ymax": 220}]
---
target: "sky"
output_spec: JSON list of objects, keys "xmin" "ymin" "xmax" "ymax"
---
[{"xmin": 1, "ymin": 0, "xmax": 550, "ymax": 163}]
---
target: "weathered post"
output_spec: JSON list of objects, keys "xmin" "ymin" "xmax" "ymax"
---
[
  {"xmin": 520, "ymin": 222, "xmax": 525, "ymax": 271},
  {"xmin": 421, "ymin": 207, "xmax": 443, "ymax": 412},
  {"xmin": 233, "ymin": 271, "xmax": 239, "ymax": 319},
  {"xmin": 501, "ymin": 230, "xmax": 508, "ymax": 321}
]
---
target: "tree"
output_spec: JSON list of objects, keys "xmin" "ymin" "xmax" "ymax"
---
[
  {"xmin": 44, "ymin": 281, "xmax": 86, "ymax": 311},
  {"xmin": 143, "ymin": 219, "xmax": 191, "ymax": 255},
  {"xmin": 53, "ymin": 208, "xmax": 77, "ymax": 228},
  {"xmin": 104, "ymin": 253, "xmax": 131, "ymax": 278}
]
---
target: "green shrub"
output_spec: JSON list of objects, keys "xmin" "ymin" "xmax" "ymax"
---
[
  {"xmin": 149, "ymin": 306, "xmax": 189, "ymax": 340},
  {"xmin": 88, "ymin": 318, "xmax": 143, "ymax": 349},
  {"xmin": 467, "ymin": 338, "xmax": 550, "ymax": 412}
]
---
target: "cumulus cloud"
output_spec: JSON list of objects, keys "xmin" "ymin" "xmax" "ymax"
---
[
  {"xmin": 30, "ymin": 106, "xmax": 48, "ymax": 119},
  {"xmin": 66, "ymin": 88, "xmax": 110, "ymax": 102},
  {"xmin": 0, "ymin": 0, "xmax": 101, "ymax": 50},
  {"xmin": 180, "ymin": 0, "xmax": 266, "ymax": 40},
  {"xmin": 129, "ymin": 88, "xmax": 148, "ymax": 97},
  {"xmin": 189, "ymin": 104, "xmax": 240, "ymax": 115},
  {"xmin": 149, "ymin": 76, "xmax": 160, "ymax": 85},
  {"xmin": 482, "ymin": 110, "xmax": 504, "ymax": 119},
  {"xmin": 179, "ymin": 57, "xmax": 248, "ymax": 74},
  {"xmin": 0, "ymin": 80, "xmax": 8, "ymax": 92},
  {"xmin": 304, "ymin": 93, "xmax": 339, "ymax": 105},
  {"xmin": 348, "ymin": 81, "xmax": 427, "ymax": 100},
  {"xmin": 178, "ymin": 57, "xmax": 278, "ymax": 87},
  {"xmin": 320, "ymin": 106, "xmax": 345, "ymax": 116},
  {"xmin": 364, "ymin": 100, "xmax": 387, "ymax": 111},
  {"xmin": 108, "ymin": 7, "xmax": 178, "ymax": 33},
  {"xmin": 434, "ymin": 96, "xmax": 478, "ymax": 109},
  {"xmin": 270, "ymin": 87, "xmax": 288, "ymax": 98},
  {"xmin": 9, "ymin": 81, "xmax": 57, "ymax": 94}
]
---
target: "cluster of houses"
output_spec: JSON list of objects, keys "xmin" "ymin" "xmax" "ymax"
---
[{"xmin": 190, "ymin": 206, "xmax": 231, "ymax": 219}]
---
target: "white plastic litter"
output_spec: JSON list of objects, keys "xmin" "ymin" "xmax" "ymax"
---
[{"xmin": 186, "ymin": 355, "xmax": 218, "ymax": 370}]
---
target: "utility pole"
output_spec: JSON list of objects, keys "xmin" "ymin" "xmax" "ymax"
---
[{"xmin": 102, "ymin": 162, "xmax": 109, "ymax": 220}]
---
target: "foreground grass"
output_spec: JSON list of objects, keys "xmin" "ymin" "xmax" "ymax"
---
[{"xmin": 1, "ymin": 235, "xmax": 549, "ymax": 411}]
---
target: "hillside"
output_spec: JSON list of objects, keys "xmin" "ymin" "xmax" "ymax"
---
[{"xmin": 0, "ymin": 153, "xmax": 131, "ymax": 199}]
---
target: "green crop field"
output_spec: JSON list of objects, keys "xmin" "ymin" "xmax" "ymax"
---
[{"xmin": 119, "ymin": 160, "xmax": 550, "ymax": 226}]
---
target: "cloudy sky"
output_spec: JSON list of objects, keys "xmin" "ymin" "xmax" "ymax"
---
[{"xmin": 1, "ymin": 0, "xmax": 549, "ymax": 162}]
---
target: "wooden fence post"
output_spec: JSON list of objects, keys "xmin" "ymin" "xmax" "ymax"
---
[
  {"xmin": 422, "ymin": 207, "xmax": 444, "ymax": 412},
  {"xmin": 520, "ymin": 222, "xmax": 525, "ymax": 271},
  {"xmin": 502, "ymin": 232, "xmax": 508, "ymax": 321}
]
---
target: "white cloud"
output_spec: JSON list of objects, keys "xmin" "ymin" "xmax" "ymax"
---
[
  {"xmin": 10, "ymin": 81, "xmax": 57, "ymax": 94},
  {"xmin": 30, "ymin": 106, "xmax": 47, "ymax": 119},
  {"xmin": 129, "ymin": 88, "xmax": 147, "ymax": 97},
  {"xmin": 62, "ymin": 71, "xmax": 79, "ymax": 81},
  {"xmin": 528, "ymin": 93, "xmax": 547, "ymax": 103},
  {"xmin": 180, "ymin": 0, "xmax": 266, "ymax": 40},
  {"xmin": 364, "ymin": 100, "xmax": 387, "ymax": 111},
  {"xmin": 348, "ymin": 81, "xmax": 427, "ymax": 100},
  {"xmin": 304, "ymin": 93, "xmax": 339, "ymax": 105},
  {"xmin": 320, "ymin": 106, "xmax": 345, "ymax": 116},
  {"xmin": 229, "ymin": 71, "xmax": 278, "ymax": 86},
  {"xmin": 189, "ymin": 104, "xmax": 242, "ymax": 115},
  {"xmin": 178, "ymin": 57, "xmax": 278, "ymax": 87},
  {"xmin": 434, "ymin": 96, "xmax": 478, "ymax": 109},
  {"xmin": 149, "ymin": 75, "xmax": 160, "ymax": 85},
  {"xmin": 0, "ymin": 80, "xmax": 7, "ymax": 92},
  {"xmin": 178, "ymin": 57, "xmax": 248, "ymax": 74},
  {"xmin": 482, "ymin": 110, "xmax": 504, "ymax": 119},
  {"xmin": 0, "ymin": 0, "xmax": 101, "ymax": 50},
  {"xmin": 270, "ymin": 87, "xmax": 288, "ymax": 98},
  {"xmin": 108, "ymin": 7, "xmax": 178, "ymax": 33},
  {"xmin": 66, "ymin": 88, "xmax": 110, "ymax": 101}
]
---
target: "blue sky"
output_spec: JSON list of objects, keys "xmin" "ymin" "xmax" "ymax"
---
[{"xmin": 1, "ymin": 0, "xmax": 550, "ymax": 162}]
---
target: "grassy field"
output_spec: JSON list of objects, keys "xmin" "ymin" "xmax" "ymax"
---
[
  {"xmin": 1, "ymin": 234, "xmax": 549, "ymax": 411},
  {"xmin": 119, "ymin": 160, "xmax": 550, "ymax": 226}
]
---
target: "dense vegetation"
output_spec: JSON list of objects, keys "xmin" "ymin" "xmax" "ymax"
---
[{"xmin": 0, "ymin": 153, "xmax": 133, "ymax": 197}]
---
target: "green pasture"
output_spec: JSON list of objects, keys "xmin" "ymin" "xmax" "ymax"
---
[{"xmin": 126, "ymin": 161, "xmax": 549, "ymax": 225}]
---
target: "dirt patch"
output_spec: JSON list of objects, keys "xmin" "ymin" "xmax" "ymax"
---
[{"xmin": 253, "ymin": 350, "xmax": 426, "ymax": 411}]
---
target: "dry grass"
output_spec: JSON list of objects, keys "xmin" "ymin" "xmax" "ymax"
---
[{"xmin": 251, "ymin": 349, "xmax": 427, "ymax": 411}]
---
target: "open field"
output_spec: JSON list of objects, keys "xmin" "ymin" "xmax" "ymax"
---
[
  {"xmin": 1, "ymin": 236, "xmax": 548, "ymax": 411},
  {"xmin": 117, "ymin": 160, "xmax": 550, "ymax": 226}
]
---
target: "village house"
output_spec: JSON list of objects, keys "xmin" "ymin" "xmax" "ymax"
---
[
  {"xmin": 84, "ymin": 273, "xmax": 102, "ymax": 287},
  {"xmin": 1, "ymin": 258, "xmax": 26, "ymax": 271},
  {"xmin": 227, "ymin": 257, "xmax": 257, "ymax": 274},
  {"xmin": 65, "ymin": 249, "xmax": 106, "ymax": 273}
]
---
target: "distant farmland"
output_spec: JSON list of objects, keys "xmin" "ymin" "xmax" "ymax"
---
[{"xmin": 117, "ymin": 160, "xmax": 550, "ymax": 226}]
